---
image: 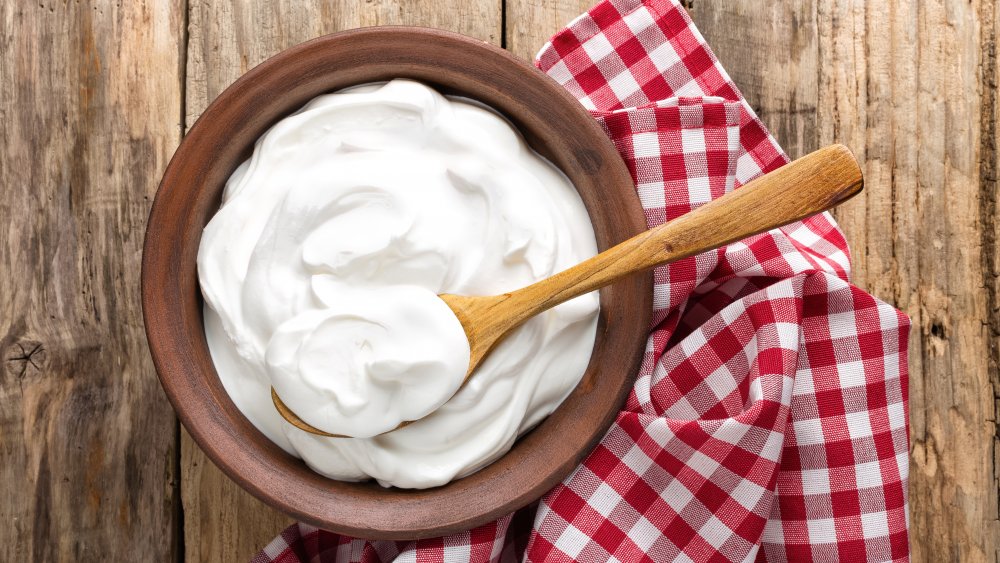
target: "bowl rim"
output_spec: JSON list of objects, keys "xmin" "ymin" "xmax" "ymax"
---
[{"xmin": 142, "ymin": 25, "xmax": 652, "ymax": 539}]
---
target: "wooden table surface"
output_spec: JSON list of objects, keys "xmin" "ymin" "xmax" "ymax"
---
[{"xmin": 1, "ymin": 1, "xmax": 996, "ymax": 561}]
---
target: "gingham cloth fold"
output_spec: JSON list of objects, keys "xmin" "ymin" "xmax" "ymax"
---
[{"xmin": 253, "ymin": 1, "xmax": 910, "ymax": 561}]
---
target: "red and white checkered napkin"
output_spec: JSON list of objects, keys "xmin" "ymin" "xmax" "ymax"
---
[{"xmin": 254, "ymin": 1, "xmax": 911, "ymax": 561}]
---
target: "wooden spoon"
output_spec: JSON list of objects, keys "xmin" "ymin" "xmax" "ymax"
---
[{"xmin": 272, "ymin": 143, "xmax": 863, "ymax": 437}]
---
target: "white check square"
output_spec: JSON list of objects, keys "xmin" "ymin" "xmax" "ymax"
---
[
  {"xmin": 801, "ymin": 468, "xmax": 832, "ymax": 495},
  {"xmin": 582, "ymin": 33, "xmax": 616, "ymax": 62}
]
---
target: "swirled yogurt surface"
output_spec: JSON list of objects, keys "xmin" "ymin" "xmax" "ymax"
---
[{"xmin": 198, "ymin": 79, "xmax": 599, "ymax": 488}]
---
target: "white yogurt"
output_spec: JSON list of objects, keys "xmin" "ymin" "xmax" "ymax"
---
[{"xmin": 198, "ymin": 79, "xmax": 599, "ymax": 488}]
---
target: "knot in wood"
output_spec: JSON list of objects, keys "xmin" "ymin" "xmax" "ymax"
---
[{"xmin": 6, "ymin": 340, "xmax": 47, "ymax": 379}]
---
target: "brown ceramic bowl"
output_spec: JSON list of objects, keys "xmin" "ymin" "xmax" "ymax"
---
[{"xmin": 142, "ymin": 26, "xmax": 652, "ymax": 539}]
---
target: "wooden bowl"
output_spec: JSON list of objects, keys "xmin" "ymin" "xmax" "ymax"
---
[{"xmin": 142, "ymin": 26, "xmax": 652, "ymax": 539}]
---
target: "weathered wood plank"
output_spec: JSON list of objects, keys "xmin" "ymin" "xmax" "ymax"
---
[
  {"xmin": 697, "ymin": 1, "xmax": 1000, "ymax": 560},
  {"xmin": 186, "ymin": 0, "xmax": 503, "ymax": 126},
  {"xmin": 983, "ymin": 4, "xmax": 1000, "ymax": 563},
  {"xmin": 506, "ymin": 0, "xmax": 591, "ymax": 62},
  {"xmin": 690, "ymin": 2, "xmax": 819, "ymax": 160},
  {"xmin": 180, "ymin": 428, "xmax": 292, "ymax": 563},
  {"xmin": 182, "ymin": 2, "xmax": 502, "ymax": 560},
  {"xmin": 0, "ymin": 1, "xmax": 184, "ymax": 561},
  {"xmin": 815, "ymin": 2, "xmax": 997, "ymax": 560}
]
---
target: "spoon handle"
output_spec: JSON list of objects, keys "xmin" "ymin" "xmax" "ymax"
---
[
  {"xmin": 276, "ymin": 144, "xmax": 863, "ymax": 438},
  {"xmin": 494, "ymin": 144, "xmax": 863, "ymax": 327}
]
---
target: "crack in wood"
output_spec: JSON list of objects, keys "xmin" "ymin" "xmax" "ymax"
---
[
  {"xmin": 978, "ymin": 0, "xmax": 1000, "ymax": 532},
  {"xmin": 5, "ymin": 342, "xmax": 45, "ymax": 378},
  {"xmin": 1, "ymin": 0, "xmax": 184, "ymax": 559}
]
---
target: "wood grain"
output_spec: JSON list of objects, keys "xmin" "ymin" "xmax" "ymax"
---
[
  {"xmin": 818, "ymin": 3, "xmax": 997, "ymax": 560},
  {"xmin": 179, "ymin": 428, "xmax": 292, "ymax": 563},
  {"xmin": 183, "ymin": 4, "xmax": 502, "ymax": 560},
  {"xmin": 0, "ymin": 1, "xmax": 183, "ymax": 561},
  {"xmin": 694, "ymin": 1, "xmax": 1000, "ymax": 560},
  {"xmin": 506, "ymin": 0, "xmax": 592, "ymax": 61},
  {"xmin": 690, "ymin": 1, "xmax": 819, "ymax": 160},
  {"xmin": 186, "ymin": 0, "xmax": 502, "ymax": 126}
]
